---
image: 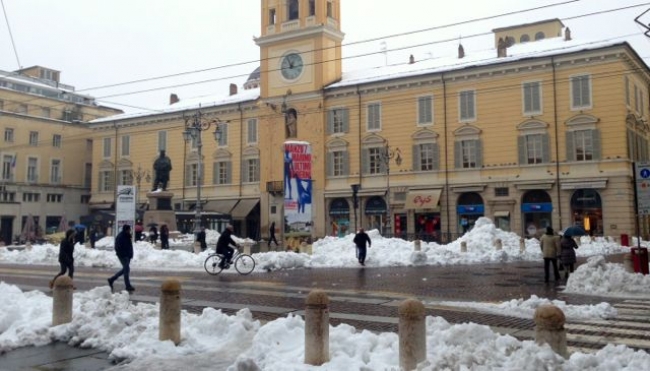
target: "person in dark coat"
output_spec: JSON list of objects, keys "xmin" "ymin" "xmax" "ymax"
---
[
  {"xmin": 50, "ymin": 228, "xmax": 76, "ymax": 289},
  {"xmin": 89, "ymin": 227, "xmax": 98, "ymax": 249},
  {"xmin": 269, "ymin": 221, "xmax": 279, "ymax": 247},
  {"xmin": 108, "ymin": 224, "xmax": 135, "ymax": 293},
  {"xmin": 197, "ymin": 227, "xmax": 207, "ymax": 251},
  {"xmin": 216, "ymin": 224, "xmax": 240, "ymax": 268},
  {"xmin": 559, "ymin": 235, "xmax": 578, "ymax": 279},
  {"xmin": 149, "ymin": 225, "xmax": 158, "ymax": 245},
  {"xmin": 353, "ymin": 228, "xmax": 372, "ymax": 266},
  {"xmin": 159, "ymin": 224, "xmax": 170, "ymax": 250},
  {"xmin": 75, "ymin": 227, "xmax": 85, "ymax": 245}
]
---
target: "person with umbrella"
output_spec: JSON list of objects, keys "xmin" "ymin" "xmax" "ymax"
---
[
  {"xmin": 74, "ymin": 224, "xmax": 86, "ymax": 246},
  {"xmin": 559, "ymin": 234, "xmax": 579, "ymax": 279},
  {"xmin": 149, "ymin": 224, "xmax": 158, "ymax": 245}
]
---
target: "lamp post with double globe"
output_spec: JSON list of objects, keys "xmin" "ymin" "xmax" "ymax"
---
[{"xmin": 380, "ymin": 140, "xmax": 401, "ymax": 236}]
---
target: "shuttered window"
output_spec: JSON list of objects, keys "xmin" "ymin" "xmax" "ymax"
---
[
  {"xmin": 459, "ymin": 90, "xmax": 475, "ymax": 121},
  {"xmin": 417, "ymin": 96, "xmax": 433, "ymax": 125},
  {"xmin": 367, "ymin": 103, "xmax": 381, "ymax": 131},
  {"xmin": 523, "ymin": 82, "xmax": 541, "ymax": 114},
  {"xmin": 571, "ymin": 75, "xmax": 591, "ymax": 109}
]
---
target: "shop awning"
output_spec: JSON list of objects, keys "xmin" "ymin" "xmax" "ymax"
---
[
  {"xmin": 204, "ymin": 199, "xmax": 238, "ymax": 214},
  {"xmin": 405, "ymin": 189, "xmax": 442, "ymax": 210},
  {"xmin": 231, "ymin": 199, "xmax": 259, "ymax": 218},
  {"xmin": 494, "ymin": 211, "xmax": 510, "ymax": 217}
]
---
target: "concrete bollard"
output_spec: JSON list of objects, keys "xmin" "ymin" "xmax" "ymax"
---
[
  {"xmin": 414, "ymin": 240, "xmax": 421, "ymax": 251},
  {"xmin": 495, "ymin": 238, "xmax": 502, "ymax": 251},
  {"xmin": 460, "ymin": 241, "xmax": 467, "ymax": 253},
  {"xmin": 243, "ymin": 242, "xmax": 252, "ymax": 255},
  {"xmin": 398, "ymin": 299, "xmax": 426, "ymax": 371},
  {"xmin": 520, "ymin": 238, "xmax": 526, "ymax": 254},
  {"xmin": 193, "ymin": 241, "xmax": 201, "ymax": 254},
  {"xmin": 304, "ymin": 290, "xmax": 329, "ymax": 366},
  {"xmin": 260, "ymin": 241, "xmax": 269, "ymax": 253},
  {"xmin": 52, "ymin": 276, "xmax": 74, "ymax": 326},
  {"xmin": 159, "ymin": 279, "xmax": 182, "ymax": 345},
  {"xmin": 26, "ymin": 241, "xmax": 32, "ymax": 251},
  {"xmin": 623, "ymin": 253, "xmax": 634, "ymax": 273},
  {"xmin": 534, "ymin": 304, "xmax": 568, "ymax": 359}
]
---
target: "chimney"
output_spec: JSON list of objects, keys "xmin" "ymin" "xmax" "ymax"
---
[
  {"xmin": 458, "ymin": 44, "xmax": 465, "ymax": 59},
  {"xmin": 409, "ymin": 54, "xmax": 415, "ymax": 64},
  {"xmin": 564, "ymin": 27, "xmax": 572, "ymax": 41},
  {"xmin": 497, "ymin": 37, "xmax": 507, "ymax": 58},
  {"xmin": 169, "ymin": 93, "xmax": 179, "ymax": 105},
  {"xmin": 229, "ymin": 83, "xmax": 238, "ymax": 96}
]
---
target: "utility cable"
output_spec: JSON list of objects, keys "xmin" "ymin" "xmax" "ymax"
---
[{"xmin": 0, "ymin": 0, "xmax": 21, "ymax": 69}]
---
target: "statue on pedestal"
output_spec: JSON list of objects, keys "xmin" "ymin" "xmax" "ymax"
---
[{"xmin": 152, "ymin": 150, "xmax": 172, "ymax": 191}]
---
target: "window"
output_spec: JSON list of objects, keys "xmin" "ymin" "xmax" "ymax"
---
[
  {"xmin": 535, "ymin": 32, "xmax": 545, "ymax": 40},
  {"xmin": 4, "ymin": 128, "xmax": 13, "ymax": 142},
  {"xmin": 328, "ymin": 108, "xmax": 349, "ymax": 134},
  {"xmin": 52, "ymin": 134, "xmax": 62, "ymax": 148},
  {"xmin": 574, "ymin": 130, "xmax": 594, "ymax": 161},
  {"xmin": 80, "ymin": 195, "xmax": 91, "ymax": 204},
  {"xmin": 523, "ymin": 81, "xmax": 542, "ymax": 115},
  {"xmin": 625, "ymin": 76, "xmax": 630, "ymax": 106},
  {"xmin": 23, "ymin": 192, "xmax": 40, "ymax": 202},
  {"xmin": 0, "ymin": 100, "xmax": 3, "ymax": 110},
  {"xmin": 635, "ymin": 85, "xmax": 640, "ymax": 113},
  {"xmin": 327, "ymin": 0, "xmax": 333, "ymax": 17},
  {"xmin": 309, "ymin": 0, "xmax": 316, "ymax": 16},
  {"xmin": 47, "ymin": 194, "xmax": 63, "ymax": 203},
  {"xmin": 269, "ymin": 8, "xmax": 276, "ymax": 25},
  {"xmin": 84, "ymin": 163, "xmax": 92, "ymax": 188},
  {"xmin": 247, "ymin": 119, "xmax": 258, "ymax": 144},
  {"xmin": 287, "ymin": 0, "xmax": 299, "ymax": 20},
  {"xmin": 455, "ymin": 140, "xmax": 481, "ymax": 169},
  {"xmin": 417, "ymin": 96, "xmax": 433, "ymax": 125},
  {"xmin": 413, "ymin": 143, "xmax": 438, "ymax": 171},
  {"xmin": 217, "ymin": 123, "xmax": 228, "ymax": 146},
  {"xmin": 327, "ymin": 150, "xmax": 349, "ymax": 177},
  {"xmin": 121, "ymin": 135, "xmax": 130, "ymax": 157},
  {"xmin": 459, "ymin": 90, "xmax": 476, "ymax": 121},
  {"xmin": 367, "ymin": 103, "xmax": 381, "ymax": 131},
  {"xmin": 86, "ymin": 139, "xmax": 92, "ymax": 151},
  {"xmin": 571, "ymin": 75, "xmax": 591, "ymax": 109},
  {"xmin": 642, "ymin": 91, "xmax": 645, "ymax": 116},
  {"xmin": 243, "ymin": 158, "xmax": 259, "ymax": 183},
  {"xmin": 27, "ymin": 157, "xmax": 38, "ymax": 182},
  {"xmin": 50, "ymin": 159, "xmax": 61, "ymax": 184},
  {"xmin": 495, "ymin": 187, "xmax": 509, "ymax": 197},
  {"xmin": 158, "ymin": 131, "xmax": 167, "ymax": 151},
  {"xmin": 103, "ymin": 137, "xmax": 112, "ymax": 158},
  {"xmin": 118, "ymin": 169, "xmax": 132, "ymax": 185},
  {"xmin": 99, "ymin": 170, "xmax": 114, "ymax": 192},
  {"xmin": 2, "ymin": 155, "xmax": 12, "ymax": 180},
  {"xmin": 0, "ymin": 192, "xmax": 15, "ymax": 202},
  {"xmin": 186, "ymin": 163, "xmax": 199, "ymax": 186},
  {"xmin": 524, "ymin": 134, "xmax": 543, "ymax": 164},
  {"xmin": 29, "ymin": 131, "xmax": 39, "ymax": 146},
  {"xmin": 213, "ymin": 161, "xmax": 231, "ymax": 185},
  {"xmin": 41, "ymin": 107, "xmax": 50, "ymax": 118},
  {"xmin": 520, "ymin": 34, "xmax": 530, "ymax": 43},
  {"xmin": 367, "ymin": 147, "xmax": 384, "ymax": 174},
  {"xmin": 16, "ymin": 103, "xmax": 27, "ymax": 114}
]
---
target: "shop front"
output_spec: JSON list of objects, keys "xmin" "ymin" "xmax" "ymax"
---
[
  {"xmin": 406, "ymin": 189, "xmax": 442, "ymax": 242},
  {"xmin": 521, "ymin": 190, "xmax": 553, "ymax": 238},
  {"xmin": 329, "ymin": 198, "xmax": 350, "ymax": 237},
  {"xmin": 457, "ymin": 192, "xmax": 484, "ymax": 233},
  {"xmin": 364, "ymin": 196, "xmax": 387, "ymax": 233},
  {"xmin": 570, "ymin": 189, "xmax": 603, "ymax": 236}
]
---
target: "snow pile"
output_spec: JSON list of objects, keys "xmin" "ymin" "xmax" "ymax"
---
[{"xmin": 565, "ymin": 255, "xmax": 650, "ymax": 297}]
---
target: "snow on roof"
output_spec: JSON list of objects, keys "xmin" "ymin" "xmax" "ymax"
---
[
  {"xmin": 90, "ymin": 87, "xmax": 260, "ymax": 124},
  {"xmin": 327, "ymin": 36, "xmax": 630, "ymax": 89}
]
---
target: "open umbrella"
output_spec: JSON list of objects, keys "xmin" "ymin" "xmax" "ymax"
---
[
  {"xmin": 147, "ymin": 222, "xmax": 159, "ymax": 227},
  {"xmin": 562, "ymin": 225, "xmax": 587, "ymax": 237},
  {"xmin": 74, "ymin": 223, "xmax": 87, "ymax": 230}
]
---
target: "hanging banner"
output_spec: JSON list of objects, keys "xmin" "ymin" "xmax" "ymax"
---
[
  {"xmin": 284, "ymin": 141, "xmax": 312, "ymax": 234},
  {"xmin": 115, "ymin": 185, "xmax": 136, "ymax": 237}
]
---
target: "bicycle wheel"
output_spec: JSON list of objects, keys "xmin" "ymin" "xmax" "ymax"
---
[
  {"xmin": 204, "ymin": 254, "xmax": 224, "ymax": 275},
  {"xmin": 234, "ymin": 254, "xmax": 255, "ymax": 275}
]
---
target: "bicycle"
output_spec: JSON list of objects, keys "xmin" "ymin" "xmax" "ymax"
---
[{"xmin": 204, "ymin": 247, "xmax": 255, "ymax": 275}]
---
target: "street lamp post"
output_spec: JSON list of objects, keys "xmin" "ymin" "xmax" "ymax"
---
[
  {"xmin": 182, "ymin": 110, "xmax": 223, "ymax": 241},
  {"xmin": 380, "ymin": 141, "xmax": 401, "ymax": 236},
  {"xmin": 132, "ymin": 163, "xmax": 151, "ymax": 209},
  {"xmin": 351, "ymin": 184, "xmax": 360, "ymax": 233}
]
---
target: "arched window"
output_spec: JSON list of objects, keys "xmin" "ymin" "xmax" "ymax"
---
[
  {"xmin": 520, "ymin": 34, "xmax": 530, "ymax": 43},
  {"xmin": 535, "ymin": 32, "xmax": 545, "ymax": 41}
]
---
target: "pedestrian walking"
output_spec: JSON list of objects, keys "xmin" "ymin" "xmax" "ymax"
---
[
  {"xmin": 197, "ymin": 226, "xmax": 207, "ymax": 251},
  {"xmin": 160, "ymin": 224, "xmax": 170, "ymax": 250},
  {"xmin": 149, "ymin": 225, "xmax": 158, "ymax": 245},
  {"xmin": 353, "ymin": 228, "xmax": 372, "ymax": 266},
  {"xmin": 108, "ymin": 224, "xmax": 135, "ymax": 293},
  {"xmin": 50, "ymin": 228, "xmax": 76, "ymax": 289},
  {"xmin": 134, "ymin": 223, "xmax": 144, "ymax": 241},
  {"xmin": 559, "ymin": 234, "xmax": 578, "ymax": 279},
  {"xmin": 540, "ymin": 226, "xmax": 561, "ymax": 283},
  {"xmin": 89, "ymin": 227, "xmax": 98, "ymax": 249},
  {"xmin": 269, "ymin": 221, "xmax": 279, "ymax": 247},
  {"xmin": 216, "ymin": 224, "xmax": 239, "ymax": 269}
]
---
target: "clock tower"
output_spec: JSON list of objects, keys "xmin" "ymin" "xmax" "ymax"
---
[{"xmin": 255, "ymin": 0, "xmax": 344, "ymax": 99}]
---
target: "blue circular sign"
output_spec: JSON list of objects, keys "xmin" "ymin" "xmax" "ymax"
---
[{"xmin": 641, "ymin": 169, "xmax": 650, "ymax": 179}]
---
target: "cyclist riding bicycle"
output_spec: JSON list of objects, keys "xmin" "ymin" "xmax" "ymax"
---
[{"xmin": 215, "ymin": 224, "xmax": 241, "ymax": 269}]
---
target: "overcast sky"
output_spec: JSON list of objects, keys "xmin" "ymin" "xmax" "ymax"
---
[{"xmin": 1, "ymin": 0, "xmax": 649, "ymax": 114}]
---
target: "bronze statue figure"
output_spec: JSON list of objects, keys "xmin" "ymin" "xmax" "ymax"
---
[{"xmin": 152, "ymin": 150, "xmax": 172, "ymax": 191}]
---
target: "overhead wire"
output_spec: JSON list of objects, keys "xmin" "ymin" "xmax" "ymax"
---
[{"xmin": 0, "ymin": 0, "xmax": 21, "ymax": 69}]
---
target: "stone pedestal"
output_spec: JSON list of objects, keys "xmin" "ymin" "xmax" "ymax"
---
[{"xmin": 143, "ymin": 191, "xmax": 178, "ymax": 232}]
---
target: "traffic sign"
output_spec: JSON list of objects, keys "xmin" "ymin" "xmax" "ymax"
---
[{"xmin": 635, "ymin": 162, "xmax": 650, "ymax": 215}]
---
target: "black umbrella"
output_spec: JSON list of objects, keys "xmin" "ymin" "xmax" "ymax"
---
[{"xmin": 562, "ymin": 225, "xmax": 587, "ymax": 237}]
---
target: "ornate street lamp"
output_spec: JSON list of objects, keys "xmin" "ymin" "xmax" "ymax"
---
[
  {"xmin": 132, "ymin": 163, "xmax": 151, "ymax": 208},
  {"xmin": 351, "ymin": 184, "xmax": 361, "ymax": 233},
  {"xmin": 381, "ymin": 140, "xmax": 401, "ymax": 236},
  {"xmin": 182, "ymin": 109, "xmax": 223, "ymax": 240}
]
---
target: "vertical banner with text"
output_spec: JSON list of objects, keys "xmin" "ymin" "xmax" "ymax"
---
[
  {"xmin": 115, "ymin": 186, "xmax": 136, "ymax": 237},
  {"xmin": 284, "ymin": 141, "xmax": 312, "ymax": 236}
]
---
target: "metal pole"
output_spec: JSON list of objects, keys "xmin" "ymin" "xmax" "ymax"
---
[
  {"xmin": 195, "ymin": 123, "xmax": 202, "ymax": 240},
  {"xmin": 386, "ymin": 166, "xmax": 390, "ymax": 236}
]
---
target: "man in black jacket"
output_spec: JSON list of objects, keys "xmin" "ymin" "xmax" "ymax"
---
[
  {"xmin": 353, "ymin": 228, "xmax": 372, "ymax": 266},
  {"xmin": 108, "ymin": 224, "xmax": 135, "ymax": 293},
  {"xmin": 216, "ymin": 224, "xmax": 239, "ymax": 268},
  {"xmin": 197, "ymin": 227, "xmax": 207, "ymax": 251}
]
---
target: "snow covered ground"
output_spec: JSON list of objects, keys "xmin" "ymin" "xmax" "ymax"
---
[{"xmin": 1, "ymin": 217, "xmax": 649, "ymax": 369}]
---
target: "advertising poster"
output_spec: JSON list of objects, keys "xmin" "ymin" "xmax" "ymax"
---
[
  {"xmin": 284, "ymin": 141, "xmax": 312, "ymax": 234},
  {"xmin": 115, "ymin": 185, "xmax": 136, "ymax": 237}
]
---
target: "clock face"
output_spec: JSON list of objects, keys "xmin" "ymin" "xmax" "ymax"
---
[{"xmin": 281, "ymin": 53, "xmax": 304, "ymax": 80}]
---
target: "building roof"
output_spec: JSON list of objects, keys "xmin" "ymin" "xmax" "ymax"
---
[{"xmin": 491, "ymin": 18, "xmax": 564, "ymax": 33}]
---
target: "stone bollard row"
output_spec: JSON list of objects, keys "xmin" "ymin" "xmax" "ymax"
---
[
  {"xmin": 494, "ymin": 238, "xmax": 502, "ymax": 251},
  {"xmin": 534, "ymin": 304, "xmax": 568, "ymax": 359},
  {"xmin": 460, "ymin": 241, "xmax": 467, "ymax": 253},
  {"xmin": 414, "ymin": 240, "xmax": 422, "ymax": 252},
  {"xmin": 519, "ymin": 238, "xmax": 526, "ymax": 254},
  {"xmin": 398, "ymin": 299, "xmax": 426, "ymax": 371},
  {"xmin": 305, "ymin": 290, "xmax": 330, "ymax": 366},
  {"xmin": 623, "ymin": 253, "xmax": 634, "ymax": 273},
  {"xmin": 52, "ymin": 276, "xmax": 74, "ymax": 326},
  {"xmin": 159, "ymin": 279, "xmax": 182, "ymax": 345}
]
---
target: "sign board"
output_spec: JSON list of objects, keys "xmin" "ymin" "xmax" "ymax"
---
[
  {"xmin": 115, "ymin": 186, "xmax": 136, "ymax": 237},
  {"xmin": 635, "ymin": 162, "xmax": 650, "ymax": 215}
]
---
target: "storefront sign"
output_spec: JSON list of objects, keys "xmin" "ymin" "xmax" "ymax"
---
[
  {"xmin": 115, "ymin": 186, "xmax": 136, "ymax": 237},
  {"xmin": 521, "ymin": 203, "xmax": 553, "ymax": 213},
  {"xmin": 405, "ymin": 190, "xmax": 442, "ymax": 210},
  {"xmin": 457, "ymin": 204, "xmax": 484, "ymax": 215}
]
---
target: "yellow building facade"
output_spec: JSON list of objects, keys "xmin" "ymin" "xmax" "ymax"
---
[
  {"xmin": 0, "ymin": 66, "xmax": 122, "ymax": 244},
  {"xmin": 88, "ymin": 1, "xmax": 650, "ymax": 243}
]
